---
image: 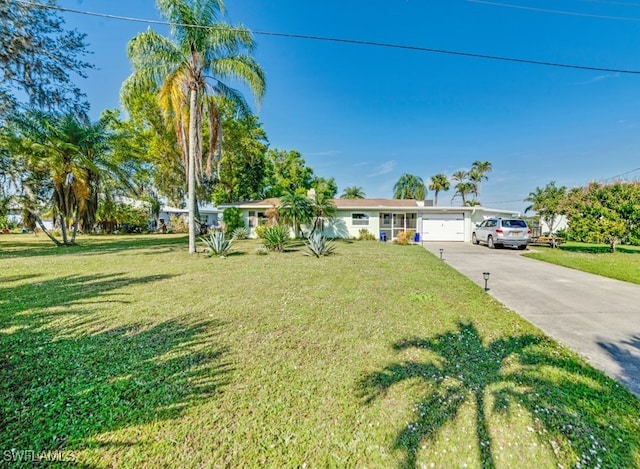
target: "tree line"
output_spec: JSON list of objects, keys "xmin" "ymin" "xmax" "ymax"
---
[
  {"xmin": 0, "ymin": 0, "xmax": 335, "ymax": 248},
  {"xmin": 525, "ymin": 180, "xmax": 640, "ymax": 249}
]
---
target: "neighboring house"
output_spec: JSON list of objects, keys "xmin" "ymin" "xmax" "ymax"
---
[
  {"xmin": 225, "ymin": 198, "xmax": 520, "ymax": 242},
  {"xmin": 158, "ymin": 204, "xmax": 222, "ymax": 230}
]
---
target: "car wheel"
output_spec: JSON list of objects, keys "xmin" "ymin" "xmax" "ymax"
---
[
  {"xmin": 472, "ymin": 233, "xmax": 479, "ymax": 245},
  {"xmin": 487, "ymin": 235, "xmax": 495, "ymax": 249},
  {"xmin": 518, "ymin": 245, "xmax": 527, "ymax": 250}
]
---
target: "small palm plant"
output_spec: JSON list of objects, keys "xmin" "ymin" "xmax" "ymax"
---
[
  {"xmin": 262, "ymin": 225, "xmax": 290, "ymax": 252},
  {"xmin": 201, "ymin": 231, "xmax": 233, "ymax": 257},
  {"xmin": 305, "ymin": 232, "xmax": 336, "ymax": 258}
]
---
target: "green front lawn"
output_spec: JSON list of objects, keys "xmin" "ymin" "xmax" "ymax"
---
[
  {"xmin": 524, "ymin": 243, "xmax": 640, "ymax": 285},
  {"xmin": 1, "ymin": 234, "xmax": 639, "ymax": 468}
]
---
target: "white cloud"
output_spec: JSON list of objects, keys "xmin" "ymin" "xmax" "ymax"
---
[
  {"xmin": 306, "ymin": 150, "xmax": 341, "ymax": 157},
  {"xmin": 572, "ymin": 73, "xmax": 619, "ymax": 85},
  {"xmin": 367, "ymin": 160, "xmax": 397, "ymax": 178}
]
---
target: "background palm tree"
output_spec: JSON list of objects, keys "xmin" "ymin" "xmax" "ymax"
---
[
  {"xmin": 11, "ymin": 111, "xmax": 126, "ymax": 245},
  {"xmin": 278, "ymin": 192, "xmax": 313, "ymax": 238},
  {"xmin": 123, "ymin": 0, "xmax": 265, "ymax": 253},
  {"xmin": 469, "ymin": 160, "xmax": 492, "ymax": 204},
  {"xmin": 393, "ymin": 173, "xmax": 427, "ymax": 200},
  {"xmin": 428, "ymin": 174, "xmax": 450, "ymax": 206},
  {"xmin": 310, "ymin": 192, "xmax": 337, "ymax": 235},
  {"xmin": 340, "ymin": 186, "xmax": 365, "ymax": 199},
  {"xmin": 452, "ymin": 181, "xmax": 474, "ymax": 206}
]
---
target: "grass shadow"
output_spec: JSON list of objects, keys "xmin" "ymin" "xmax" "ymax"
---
[
  {"xmin": 0, "ymin": 271, "xmax": 233, "ymax": 462},
  {"xmin": 360, "ymin": 322, "xmax": 640, "ymax": 468},
  {"xmin": 0, "ymin": 318, "xmax": 231, "ymax": 456},
  {"xmin": 0, "ymin": 235, "xmax": 187, "ymax": 259},
  {"xmin": 0, "ymin": 273, "xmax": 174, "ymax": 317}
]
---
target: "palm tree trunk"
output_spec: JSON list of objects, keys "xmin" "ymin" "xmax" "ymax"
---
[
  {"xmin": 33, "ymin": 211, "xmax": 62, "ymax": 246},
  {"xmin": 434, "ymin": 191, "xmax": 439, "ymax": 206},
  {"xmin": 60, "ymin": 212, "xmax": 70, "ymax": 245},
  {"xmin": 188, "ymin": 86, "xmax": 198, "ymax": 254}
]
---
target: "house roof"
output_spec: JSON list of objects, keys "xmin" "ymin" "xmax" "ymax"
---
[
  {"xmin": 334, "ymin": 198, "xmax": 420, "ymax": 209},
  {"xmin": 219, "ymin": 198, "xmax": 520, "ymax": 216}
]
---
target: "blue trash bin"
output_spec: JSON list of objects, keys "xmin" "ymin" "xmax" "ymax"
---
[
  {"xmin": 414, "ymin": 232, "xmax": 420, "ymax": 242},
  {"xmin": 380, "ymin": 232, "xmax": 387, "ymax": 242}
]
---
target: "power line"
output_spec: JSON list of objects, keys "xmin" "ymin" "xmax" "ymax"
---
[
  {"xmin": 601, "ymin": 167, "xmax": 640, "ymax": 181},
  {"xmin": 574, "ymin": 0, "xmax": 640, "ymax": 6},
  {"xmin": 16, "ymin": 0, "xmax": 640, "ymax": 75},
  {"xmin": 468, "ymin": 0, "xmax": 640, "ymax": 21}
]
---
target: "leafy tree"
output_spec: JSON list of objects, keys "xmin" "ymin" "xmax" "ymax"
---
[
  {"xmin": 524, "ymin": 181, "xmax": 567, "ymax": 247},
  {"xmin": 469, "ymin": 160, "xmax": 492, "ymax": 203},
  {"xmin": 341, "ymin": 186, "xmax": 365, "ymax": 199},
  {"xmin": 312, "ymin": 176, "xmax": 338, "ymax": 199},
  {"xmin": 221, "ymin": 206, "xmax": 244, "ymax": 234},
  {"xmin": 278, "ymin": 191, "xmax": 314, "ymax": 237},
  {"xmin": 265, "ymin": 149, "xmax": 315, "ymax": 197},
  {"xmin": 118, "ymin": 88, "xmax": 186, "ymax": 207},
  {"xmin": 393, "ymin": 173, "xmax": 427, "ymax": 200},
  {"xmin": 428, "ymin": 174, "xmax": 450, "ymax": 206},
  {"xmin": 0, "ymin": 0, "xmax": 92, "ymax": 115},
  {"xmin": 212, "ymin": 104, "xmax": 269, "ymax": 205},
  {"xmin": 123, "ymin": 0, "xmax": 265, "ymax": 253},
  {"xmin": 562, "ymin": 181, "xmax": 640, "ymax": 250}
]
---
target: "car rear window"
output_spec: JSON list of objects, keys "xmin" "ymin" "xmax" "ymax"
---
[{"xmin": 502, "ymin": 219, "xmax": 527, "ymax": 228}]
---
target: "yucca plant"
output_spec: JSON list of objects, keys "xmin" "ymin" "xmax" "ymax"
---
[
  {"xmin": 232, "ymin": 227, "xmax": 249, "ymax": 240},
  {"xmin": 305, "ymin": 232, "xmax": 336, "ymax": 258},
  {"xmin": 200, "ymin": 231, "xmax": 233, "ymax": 257},
  {"xmin": 262, "ymin": 225, "xmax": 290, "ymax": 252}
]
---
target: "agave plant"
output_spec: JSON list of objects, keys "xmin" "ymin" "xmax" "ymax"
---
[
  {"xmin": 201, "ymin": 231, "xmax": 233, "ymax": 257},
  {"xmin": 305, "ymin": 232, "xmax": 336, "ymax": 258},
  {"xmin": 232, "ymin": 226, "xmax": 249, "ymax": 240}
]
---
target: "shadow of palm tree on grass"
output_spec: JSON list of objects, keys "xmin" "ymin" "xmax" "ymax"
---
[
  {"xmin": 360, "ymin": 322, "xmax": 640, "ymax": 468},
  {"xmin": 1, "ymin": 319, "xmax": 231, "ymax": 457},
  {"xmin": 0, "ymin": 272, "xmax": 233, "ymax": 464}
]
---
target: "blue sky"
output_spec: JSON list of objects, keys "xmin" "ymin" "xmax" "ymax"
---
[{"xmin": 57, "ymin": 0, "xmax": 640, "ymax": 211}]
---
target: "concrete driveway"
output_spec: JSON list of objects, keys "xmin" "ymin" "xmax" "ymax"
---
[{"xmin": 423, "ymin": 242, "xmax": 640, "ymax": 397}]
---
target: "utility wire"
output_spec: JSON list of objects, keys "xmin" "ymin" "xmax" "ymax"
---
[
  {"xmin": 601, "ymin": 167, "xmax": 640, "ymax": 181},
  {"xmin": 574, "ymin": 0, "xmax": 640, "ymax": 6},
  {"xmin": 467, "ymin": 0, "xmax": 640, "ymax": 21},
  {"xmin": 16, "ymin": 0, "xmax": 640, "ymax": 75}
]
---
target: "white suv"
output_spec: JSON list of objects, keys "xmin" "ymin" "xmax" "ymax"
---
[{"xmin": 472, "ymin": 218, "xmax": 531, "ymax": 250}]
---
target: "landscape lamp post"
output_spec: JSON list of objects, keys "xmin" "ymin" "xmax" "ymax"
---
[
  {"xmin": 439, "ymin": 248, "xmax": 443, "ymax": 260},
  {"xmin": 483, "ymin": 272, "xmax": 490, "ymax": 291}
]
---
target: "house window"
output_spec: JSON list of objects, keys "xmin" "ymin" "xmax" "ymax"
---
[
  {"xmin": 352, "ymin": 213, "xmax": 369, "ymax": 226},
  {"xmin": 248, "ymin": 210, "xmax": 256, "ymax": 228}
]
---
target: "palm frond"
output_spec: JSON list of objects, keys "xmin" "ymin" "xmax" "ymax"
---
[{"xmin": 210, "ymin": 54, "xmax": 266, "ymax": 102}]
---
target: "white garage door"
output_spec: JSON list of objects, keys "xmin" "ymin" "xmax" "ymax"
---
[{"xmin": 422, "ymin": 214, "xmax": 465, "ymax": 241}]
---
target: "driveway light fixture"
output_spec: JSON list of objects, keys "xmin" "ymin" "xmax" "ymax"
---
[
  {"xmin": 483, "ymin": 272, "xmax": 490, "ymax": 291},
  {"xmin": 439, "ymin": 248, "xmax": 444, "ymax": 260}
]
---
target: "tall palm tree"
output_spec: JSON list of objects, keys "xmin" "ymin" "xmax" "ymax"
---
[
  {"xmin": 428, "ymin": 174, "xmax": 450, "ymax": 206},
  {"xmin": 452, "ymin": 182, "xmax": 474, "ymax": 206},
  {"xmin": 470, "ymin": 160, "xmax": 492, "ymax": 204},
  {"xmin": 278, "ymin": 192, "xmax": 314, "ymax": 238},
  {"xmin": 340, "ymin": 186, "xmax": 366, "ymax": 199},
  {"xmin": 393, "ymin": 173, "xmax": 427, "ymax": 200},
  {"xmin": 123, "ymin": 0, "xmax": 265, "ymax": 253}
]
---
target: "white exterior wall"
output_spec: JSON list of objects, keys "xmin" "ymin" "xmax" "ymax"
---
[{"xmin": 324, "ymin": 211, "xmax": 380, "ymax": 239}]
